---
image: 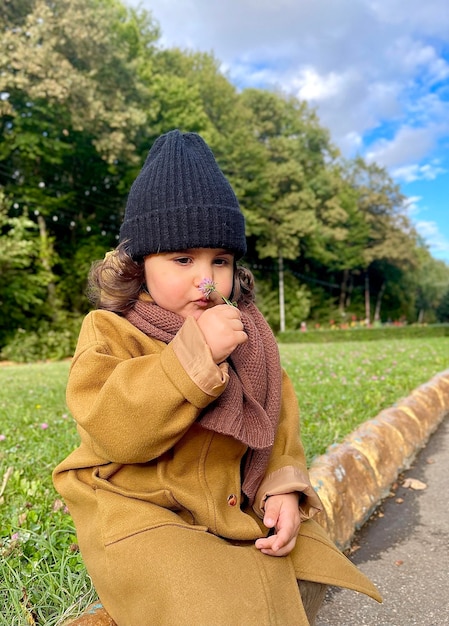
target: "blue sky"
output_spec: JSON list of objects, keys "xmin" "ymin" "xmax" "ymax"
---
[{"xmin": 128, "ymin": 0, "xmax": 449, "ymax": 264}]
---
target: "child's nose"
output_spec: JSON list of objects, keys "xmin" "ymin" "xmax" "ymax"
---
[
  {"xmin": 193, "ymin": 268, "xmax": 210, "ymax": 287},
  {"xmin": 194, "ymin": 262, "xmax": 215, "ymax": 285}
]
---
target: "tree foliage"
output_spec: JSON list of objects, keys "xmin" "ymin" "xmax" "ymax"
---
[
  {"xmin": 436, "ymin": 289, "xmax": 449, "ymax": 322},
  {"xmin": 0, "ymin": 0, "xmax": 447, "ymax": 352},
  {"xmin": 0, "ymin": 192, "xmax": 52, "ymax": 345}
]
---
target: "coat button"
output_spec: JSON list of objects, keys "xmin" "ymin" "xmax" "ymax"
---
[{"xmin": 227, "ymin": 494, "xmax": 238, "ymax": 506}]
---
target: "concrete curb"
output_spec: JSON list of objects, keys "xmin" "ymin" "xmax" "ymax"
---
[
  {"xmin": 63, "ymin": 602, "xmax": 115, "ymax": 626},
  {"xmin": 309, "ymin": 368, "xmax": 449, "ymax": 550},
  {"xmin": 64, "ymin": 369, "xmax": 449, "ymax": 625}
]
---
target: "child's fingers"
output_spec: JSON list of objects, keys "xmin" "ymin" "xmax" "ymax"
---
[
  {"xmin": 197, "ymin": 306, "xmax": 247, "ymax": 361},
  {"xmin": 255, "ymin": 518, "xmax": 291, "ymax": 553},
  {"xmin": 259, "ymin": 495, "xmax": 301, "ymax": 556},
  {"xmin": 263, "ymin": 497, "xmax": 281, "ymax": 529},
  {"xmin": 255, "ymin": 532, "xmax": 297, "ymax": 557},
  {"xmin": 271, "ymin": 523, "xmax": 296, "ymax": 551}
]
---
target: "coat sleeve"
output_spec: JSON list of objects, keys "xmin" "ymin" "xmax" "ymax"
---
[
  {"xmin": 252, "ymin": 370, "xmax": 323, "ymax": 521},
  {"xmin": 66, "ymin": 311, "xmax": 228, "ymax": 464}
]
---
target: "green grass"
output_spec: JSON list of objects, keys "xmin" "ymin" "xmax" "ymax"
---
[
  {"xmin": 0, "ymin": 362, "xmax": 96, "ymax": 626},
  {"xmin": 279, "ymin": 337, "xmax": 449, "ymax": 464},
  {"xmin": 1, "ymin": 337, "xmax": 449, "ymax": 623}
]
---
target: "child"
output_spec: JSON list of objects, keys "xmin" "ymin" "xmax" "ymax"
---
[{"xmin": 53, "ymin": 129, "xmax": 381, "ymax": 626}]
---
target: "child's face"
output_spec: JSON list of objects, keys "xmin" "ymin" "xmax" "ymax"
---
[{"xmin": 144, "ymin": 248, "xmax": 235, "ymax": 320}]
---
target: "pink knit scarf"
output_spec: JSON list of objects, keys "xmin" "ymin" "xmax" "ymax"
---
[{"xmin": 124, "ymin": 299, "xmax": 282, "ymax": 503}]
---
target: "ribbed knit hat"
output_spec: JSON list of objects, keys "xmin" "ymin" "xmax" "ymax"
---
[{"xmin": 119, "ymin": 130, "xmax": 247, "ymax": 259}]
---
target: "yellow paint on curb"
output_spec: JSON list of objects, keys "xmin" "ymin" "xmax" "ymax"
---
[{"xmin": 310, "ymin": 369, "xmax": 449, "ymax": 550}]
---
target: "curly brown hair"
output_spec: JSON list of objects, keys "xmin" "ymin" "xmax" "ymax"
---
[{"xmin": 88, "ymin": 243, "xmax": 255, "ymax": 314}]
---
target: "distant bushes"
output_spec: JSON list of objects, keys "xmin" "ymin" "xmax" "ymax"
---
[
  {"xmin": 0, "ymin": 316, "xmax": 82, "ymax": 363},
  {"xmin": 2, "ymin": 319, "xmax": 449, "ymax": 362},
  {"xmin": 277, "ymin": 324, "xmax": 449, "ymax": 343}
]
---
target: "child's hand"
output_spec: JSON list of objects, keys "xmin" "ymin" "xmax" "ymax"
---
[
  {"xmin": 255, "ymin": 493, "xmax": 301, "ymax": 557},
  {"xmin": 197, "ymin": 304, "xmax": 248, "ymax": 363}
]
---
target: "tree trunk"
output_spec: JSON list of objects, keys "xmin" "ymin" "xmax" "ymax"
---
[
  {"xmin": 346, "ymin": 272, "xmax": 354, "ymax": 309},
  {"xmin": 37, "ymin": 214, "xmax": 57, "ymax": 320},
  {"xmin": 374, "ymin": 281, "xmax": 386, "ymax": 323},
  {"xmin": 278, "ymin": 253, "xmax": 285, "ymax": 333},
  {"xmin": 339, "ymin": 269, "xmax": 349, "ymax": 314},
  {"xmin": 364, "ymin": 271, "xmax": 371, "ymax": 326}
]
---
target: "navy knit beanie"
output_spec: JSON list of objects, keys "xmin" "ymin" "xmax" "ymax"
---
[{"xmin": 119, "ymin": 130, "xmax": 247, "ymax": 259}]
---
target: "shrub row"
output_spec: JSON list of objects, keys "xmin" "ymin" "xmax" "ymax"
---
[
  {"xmin": 2, "ymin": 320, "xmax": 449, "ymax": 362},
  {"xmin": 277, "ymin": 324, "xmax": 449, "ymax": 343},
  {"xmin": 0, "ymin": 316, "xmax": 83, "ymax": 363}
]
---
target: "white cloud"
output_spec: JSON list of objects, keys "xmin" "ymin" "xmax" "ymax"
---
[
  {"xmin": 402, "ymin": 196, "xmax": 423, "ymax": 217},
  {"xmin": 393, "ymin": 161, "xmax": 447, "ymax": 183},
  {"xmin": 129, "ymin": 1, "xmax": 449, "ymax": 259},
  {"xmin": 368, "ymin": 0, "xmax": 449, "ymax": 38},
  {"xmin": 386, "ymin": 37, "xmax": 449, "ymax": 83},
  {"xmin": 146, "ymin": 0, "xmax": 376, "ymax": 66},
  {"xmin": 133, "ymin": 0, "xmax": 449, "ymax": 172},
  {"xmin": 365, "ymin": 125, "xmax": 442, "ymax": 168},
  {"xmin": 293, "ymin": 67, "xmax": 344, "ymax": 102},
  {"xmin": 401, "ymin": 197, "xmax": 449, "ymax": 262},
  {"xmin": 415, "ymin": 220, "xmax": 449, "ymax": 258}
]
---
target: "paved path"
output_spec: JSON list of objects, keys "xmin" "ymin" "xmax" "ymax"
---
[{"xmin": 316, "ymin": 415, "xmax": 449, "ymax": 626}]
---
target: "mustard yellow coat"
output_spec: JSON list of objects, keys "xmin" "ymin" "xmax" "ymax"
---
[{"xmin": 53, "ymin": 310, "xmax": 380, "ymax": 626}]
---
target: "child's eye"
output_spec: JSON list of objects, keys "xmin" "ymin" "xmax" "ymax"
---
[
  {"xmin": 214, "ymin": 257, "xmax": 232, "ymax": 266},
  {"xmin": 174, "ymin": 257, "xmax": 191, "ymax": 265}
]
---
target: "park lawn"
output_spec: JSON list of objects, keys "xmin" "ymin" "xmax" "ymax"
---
[
  {"xmin": 279, "ymin": 337, "xmax": 449, "ymax": 464},
  {"xmin": 1, "ymin": 337, "xmax": 448, "ymax": 624},
  {"xmin": 0, "ymin": 361, "xmax": 96, "ymax": 626}
]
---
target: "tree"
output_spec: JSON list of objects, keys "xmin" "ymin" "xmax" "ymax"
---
[
  {"xmin": 414, "ymin": 249, "xmax": 449, "ymax": 323},
  {"xmin": 252, "ymin": 266, "xmax": 311, "ymax": 332},
  {"xmin": 346, "ymin": 158, "xmax": 419, "ymax": 323},
  {"xmin": 436, "ymin": 289, "xmax": 449, "ymax": 322},
  {"xmin": 240, "ymin": 88, "xmax": 344, "ymax": 330},
  {"xmin": 151, "ymin": 49, "xmax": 267, "ymax": 213},
  {"xmin": 0, "ymin": 0, "xmax": 440, "ymax": 335},
  {"xmin": 318, "ymin": 167, "xmax": 370, "ymax": 314},
  {"xmin": 0, "ymin": 0, "xmax": 159, "ymax": 324},
  {"xmin": 0, "ymin": 192, "xmax": 52, "ymax": 346}
]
